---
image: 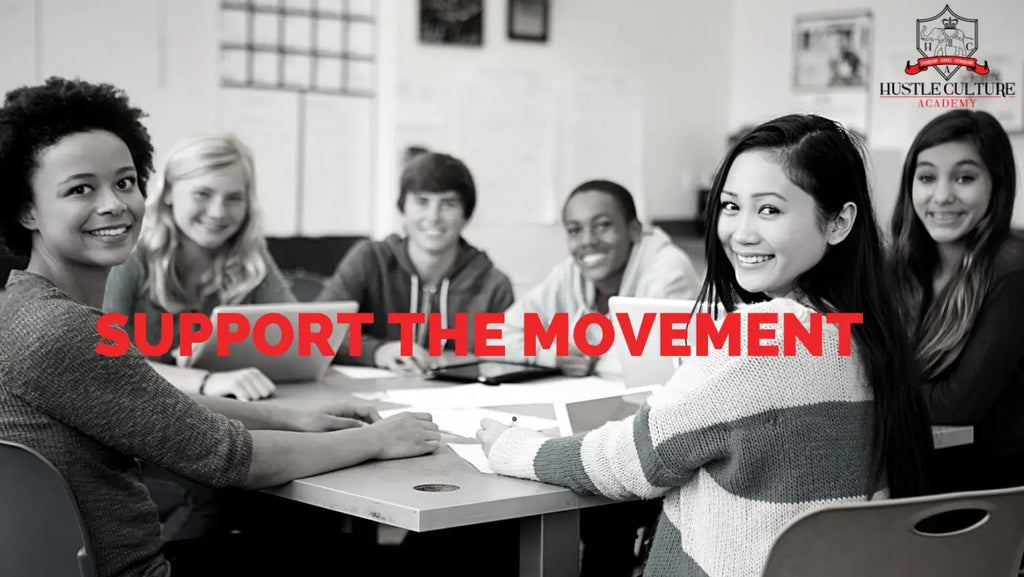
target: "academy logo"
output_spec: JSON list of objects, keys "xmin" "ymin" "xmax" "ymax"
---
[
  {"xmin": 905, "ymin": 5, "xmax": 988, "ymax": 80},
  {"xmin": 879, "ymin": 5, "xmax": 1014, "ymax": 109}
]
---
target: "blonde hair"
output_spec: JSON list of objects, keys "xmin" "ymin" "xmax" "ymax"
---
[{"xmin": 137, "ymin": 135, "xmax": 268, "ymax": 312}]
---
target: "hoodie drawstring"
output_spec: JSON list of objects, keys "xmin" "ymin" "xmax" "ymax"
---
[
  {"xmin": 410, "ymin": 275, "xmax": 451, "ymax": 350},
  {"xmin": 439, "ymin": 278, "xmax": 450, "ymax": 351},
  {"xmin": 409, "ymin": 274, "xmax": 420, "ymax": 324}
]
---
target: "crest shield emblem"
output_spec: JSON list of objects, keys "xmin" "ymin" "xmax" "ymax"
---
[{"xmin": 917, "ymin": 5, "xmax": 978, "ymax": 80}]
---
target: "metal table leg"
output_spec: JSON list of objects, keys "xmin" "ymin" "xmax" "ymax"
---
[{"xmin": 519, "ymin": 510, "xmax": 580, "ymax": 577}]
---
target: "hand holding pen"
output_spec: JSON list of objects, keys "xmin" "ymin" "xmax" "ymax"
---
[{"xmin": 476, "ymin": 417, "xmax": 512, "ymax": 457}]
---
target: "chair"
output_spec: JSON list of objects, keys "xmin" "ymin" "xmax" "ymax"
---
[
  {"xmin": 266, "ymin": 236, "xmax": 367, "ymax": 278},
  {"xmin": 761, "ymin": 485, "xmax": 1024, "ymax": 577},
  {"xmin": 0, "ymin": 440, "xmax": 97, "ymax": 577},
  {"xmin": 284, "ymin": 272, "xmax": 326, "ymax": 302},
  {"xmin": 1, "ymin": 253, "xmax": 28, "ymax": 288}
]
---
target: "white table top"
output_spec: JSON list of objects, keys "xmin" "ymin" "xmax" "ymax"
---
[{"xmin": 260, "ymin": 373, "xmax": 609, "ymax": 532}]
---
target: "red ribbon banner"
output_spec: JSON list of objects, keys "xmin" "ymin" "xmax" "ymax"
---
[{"xmin": 905, "ymin": 56, "xmax": 989, "ymax": 75}]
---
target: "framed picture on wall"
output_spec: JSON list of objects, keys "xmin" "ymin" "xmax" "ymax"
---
[
  {"xmin": 508, "ymin": 0, "xmax": 548, "ymax": 42},
  {"xmin": 793, "ymin": 11, "xmax": 873, "ymax": 90},
  {"xmin": 420, "ymin": 0, "xmax": 484, "ymax": 46}
]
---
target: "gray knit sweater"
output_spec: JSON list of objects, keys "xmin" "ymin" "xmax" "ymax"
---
[{"xmin": 0, "ymin": 271, "xmax": 253, "ymax": 577}]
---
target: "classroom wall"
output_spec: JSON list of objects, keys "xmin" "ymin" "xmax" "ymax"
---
[
  {"xmin": 384, "ymin": 0, "xmax": 733, "ymax": 293},
  {"xmin": 0, "ymin": 0, "xmax": 732, "ymax": 294},
  {"xmin": 0, "ymin": 0, "xmax": 228, "ymax": 185},
  {"xmin": 728, "ymin": 0, "xmax": 1024, "ymax": 229},
  {"xmin": 1, "ymin": 0, "xmax": 380, "ymax": 238}
]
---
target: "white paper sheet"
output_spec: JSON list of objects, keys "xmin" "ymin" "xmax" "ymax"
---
[
  {"xmin": 332, "ymin": 366, "xmax": 396, "ymax": 379},
  {"xmin": 378, "ymin": 407, "xmax": 558, "ymax": 439},
  {"xmin": 378, "ymin": 376, "xmax": 628, "ymax": 409},
  {"xmin": 449, "ymin": 444, "xmax": 494, "ymax": 474}
]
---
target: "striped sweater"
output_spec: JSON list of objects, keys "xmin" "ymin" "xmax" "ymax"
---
[{"xmin": 488, "ymin": 298, "xmax": 880, "ymax": 577}]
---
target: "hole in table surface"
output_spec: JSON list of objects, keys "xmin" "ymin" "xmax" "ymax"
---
[{"xmin": 413, "ymin": 483, "xmax": 460, "ymax": 492}]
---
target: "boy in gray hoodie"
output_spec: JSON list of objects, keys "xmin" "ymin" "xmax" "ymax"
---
[{"xmin": 318, "ymin": 152, "xmax": 514, "ymax": 370}]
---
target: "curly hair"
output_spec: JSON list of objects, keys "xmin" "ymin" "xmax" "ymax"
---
[{"xmin": 0, "ymin": 77, "xmax": 154, "ymax": 258}]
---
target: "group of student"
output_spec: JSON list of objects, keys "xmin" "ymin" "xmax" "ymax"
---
[{"xmin": 0, "ymin": 75, "xmax": 1021, "ymax": 577}]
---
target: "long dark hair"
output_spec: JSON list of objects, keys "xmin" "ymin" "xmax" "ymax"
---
[
  {"xmin": 890, "ymin": 110, "xmax": 1016, "ymax": 379},
  {"xmin": 697, "ymin": 114, "xmax": 932, "ymax": 497}
]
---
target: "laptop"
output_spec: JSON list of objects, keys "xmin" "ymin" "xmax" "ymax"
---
[
  {"xmin": 608, "ymin": 296, "xmax": 700, "ymax": 389},
  {"xmin": 182, "ymin": 301, "xmax": 358, "ymax": 383},
  {"xmin": 553, "ymin": 385, "xmax": 660, "ymax": 436}
]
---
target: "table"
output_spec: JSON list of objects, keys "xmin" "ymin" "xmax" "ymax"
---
[
  {"xmin": 259, "ymin": 370, "xmax": 974, "ymax": 577},
  {"xmin": 261, "ymin": 371, "xmax": 608, "ymax": 577}
]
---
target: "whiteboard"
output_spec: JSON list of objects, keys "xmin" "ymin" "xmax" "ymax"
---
[
  {"xmin": 301, "ymin": 93, "xmax": 374, "ymax": 235},
  {"xmin": 219, "ymin": 88, "xmax": 301, "ymax": 237}
]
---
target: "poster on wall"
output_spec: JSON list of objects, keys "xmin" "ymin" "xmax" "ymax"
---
[
  {"xmin": 793, "ymin": 11, "xmax": 873, "ymax": 90},
  {"xmin": 420, "ymin": 0, "xmax": 483, "ymax": 46}
]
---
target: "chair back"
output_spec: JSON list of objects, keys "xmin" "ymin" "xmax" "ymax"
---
[
  {"xmin": 0, "ymin": 440, "xmax": 97, "ymax": 577},
  {"xmin": 762, "ymin": 485, "xmax": 1024, "ymax": 577},
  {"xmin": 1, "ymin": 253, "xmax": 28, "ymax": 288},
  {"xmin": 285, "ymin": 272, "xmax": 326, "ymax": 303}
]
